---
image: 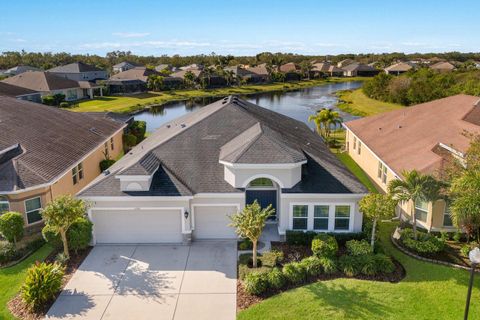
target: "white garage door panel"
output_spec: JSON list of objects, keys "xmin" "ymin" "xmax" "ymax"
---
[
  {"xmin": 194, "ymin": 206, "xmax": 238, "ymax": 239},
  {"xmin": 92, "ymin": 209, "xmax": 182, "ymax": 243}
]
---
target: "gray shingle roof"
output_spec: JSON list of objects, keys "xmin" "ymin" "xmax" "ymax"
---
[
  {"xmin": 80, "ymin": 96, "xmax": 367, "ymax": 197},
  {"xmin": 0, "ymin": 96, "xmax": 125, "ymax": 192},
  {"xmin": 48, "ymin": 62, "xmax": 104, "ymax": 73},
  {"xmin": 0, "ymin": 82, "xmax": 39, "ymax": 97},
  {"xmin": 2, "ymin": 71, "xmax": 80, "ymax": 91}
]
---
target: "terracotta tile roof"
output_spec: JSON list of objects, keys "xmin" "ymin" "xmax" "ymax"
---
[{"xmin": 344, "ymin": 94, "xmax": 480, "ymax": 176}]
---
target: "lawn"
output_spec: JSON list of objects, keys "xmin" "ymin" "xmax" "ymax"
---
[
  {"xmin": 336, "ymin": 89, "xmax": 403, "ymax": 117},
  {"xmin": 238, "ymin": 222, "xmax": 480, "ymax": 320},
  {"xmin": 72, "ymin": 77, "xmax": 365, "ymax": 114},
  {"xmin": 0, "ymin": 245, "xmax": 53, "ymax": 320}
]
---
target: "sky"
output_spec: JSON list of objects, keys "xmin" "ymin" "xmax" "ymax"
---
[{"xmin": 1, "ymin": 0, "xmax": 480, "ymax": 56}]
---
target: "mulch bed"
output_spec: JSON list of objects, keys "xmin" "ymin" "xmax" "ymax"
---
[
  {"xmin": 8, "ymin": 247, "xmax": 91, "ymax": 320},
  {"xmin": 237, "ymin": 244, "xmax": 406, "ymax": 311},
  {"xmin": 397, "ymin": 239, "xmax": 471, "ymax": 267}
]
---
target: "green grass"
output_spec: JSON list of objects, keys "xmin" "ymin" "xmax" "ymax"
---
[
  {"xmin": 0, "ymin": 245, "xmax": 53, "ymax": 320},
  {"xmin": 238, "ymin": 222, "xmax": 480, "ymax": 320},
  {"xmin": 336, "ymin": 89, "xmax": 403, "ymax": 117},
  {"xmin": 72, "ymin": 78, "xmax": 365, "ymax": 113}
]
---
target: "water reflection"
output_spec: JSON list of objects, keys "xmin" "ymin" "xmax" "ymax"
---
[{"xmin": 134, "ymin": 81, "xmax": 362, "ymax": 132}]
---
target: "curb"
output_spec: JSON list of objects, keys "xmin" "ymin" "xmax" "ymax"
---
[{"xmin": 390, "ymin": 234, "xmax": 478, "ymax": 272}]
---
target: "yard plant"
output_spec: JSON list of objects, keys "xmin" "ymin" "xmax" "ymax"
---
[
  {"xmin": 21, "ymin": 262, "xmax": 64, "ymax": 310},
  {"xmin": 0, "ymin": 212, "xmax": 24, "ymax": 248}
]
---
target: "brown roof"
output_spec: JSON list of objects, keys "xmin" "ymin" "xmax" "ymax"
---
[
  {"xmin": 343, "ymin": 94, "xmax": 480, "ymax": 176},
  {"xmin": 385, "ymin": 62, "xmax": 413, "ymax": 72},
  {"xmin": 247, "ymin": 63, "xmax": 269, "ymax": 76},
  {"xmin": 0, "ymin": 82, "xmax": 39, "ymax": 97},
  {"xmin": 170, "ymin": 69, "xmax": 202, "ymax": 79},
  {"xmin": 109, "ymin": 67, "xmax": 158, "ymax": 82},
  {"xmin": 312, "ymin": 62, "xmax": 343, "ymax": 73},
  {"xmin": 2, "ymin": 71, "xmax": 80, "ymax": 91},
  {"xmin": 430, "ymin": 61, "xmax": 456, "ymax": 71},
  {"xmin": 0, "ymin": 96, "xmax": 125, "ymax": 192},
  {"xmin": 279, "ymin": 62, "xmax": 300, "ymax": 73}
]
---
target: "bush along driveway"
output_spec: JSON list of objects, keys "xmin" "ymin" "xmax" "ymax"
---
[
  {"xmin": 0, "ymin": 245, "xmax": 53, "ymax": 320},
  {"xmin": 238, "ymin": 222, "xmax": 480, "ymax": 320}
]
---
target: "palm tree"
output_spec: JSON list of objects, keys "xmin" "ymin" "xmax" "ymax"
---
[
  {"xmin": 308, "ymin": 108, "xmax": 343, "ymax": 141},
  {"xmin": 202, "ymin": 67, "xmax": 214, "ymax": 88},
  {"xmin": 300, "ymin": 61, "xmax": 313, "ymax": 80},
  {"xmin": 388, "ymin": 170, "xmax": 441, "ymax": 239}
]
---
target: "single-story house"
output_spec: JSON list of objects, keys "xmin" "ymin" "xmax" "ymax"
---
[
  {"xmin": 224, "ymin": 66, "xmax": 266, "ymax": 84},
  {"xmin": 342, "ymin": 63, "xmax": 380, "ymax": 77},
  {"xmin": 78, "ymin": 96, "xmax": 367, "ymax": 245},
  {"xmin": 311, "ymin": 62, "xmax": 344, "ymax": 77},
  {"xmin": 430, "ymin": 61, "xmax": 456, "ymax": 72},
  {"xmin": 107, "ymin": 67, "xmax": 158, "ymax": 93},
  {"xmin": 246, "ymin": 63, "xmax": 270, "ymax": 82},
  {"xmin": 179, "ymin": 63, "xmax": 204, "ymax": 71},
  {"xmin": 279, "ymin": 63, "xmax": 302, "ymax": 81},
  {"xmin": 112, "ymin": 61, "xmax": 143, "ymax": 73},
  {"xmin": 47, "ymin": 62, "xmax": 108, "ymax": 82},
  {"xmin": 384, "ymin": 62, "xmax": 414, "ymax": 75},
  {"xmin": 337, "ymin": 59, "xmax": 355, "ymax": 68},
  {"xmin": 2, "ymin": 71, "xmax": 87, "ymax": 101},
  {"xmin": 0, "ymin": 82, "xmax": 42, "ymax": 103},
  {"xmin": 0, "ymin": 96, "xmax": 127, "ymax": 232},
  {"xmin": 4, "ymin": 65, "xmax": 42, "ymax": 76},
  {"xmin": 155, "ymin": 64, "xmax": 173, "ymax": 72},
  {"xmin": 343, "ymin": 94, "xmax": 480, "ymax": 231}
]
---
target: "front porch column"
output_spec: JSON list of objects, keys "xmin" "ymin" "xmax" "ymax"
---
[
  {"xmin": 99, "ymin": 87, "xmax": 103, "ymax": 97},
  {"xmin": 88, "ymin": 88, "xmax": 93, "ymax": 99}
]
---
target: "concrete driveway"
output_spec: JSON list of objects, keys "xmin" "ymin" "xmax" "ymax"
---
[{"xmin": 45, "ymin": 241, "xmax": 237, "ymax": 320}]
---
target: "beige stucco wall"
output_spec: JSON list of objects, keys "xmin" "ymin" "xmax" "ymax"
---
[{"xmin": 2, "ymin": 129, "xmax": 124, "ymax": 227}]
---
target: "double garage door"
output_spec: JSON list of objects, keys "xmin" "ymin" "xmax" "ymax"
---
[{"xmin": 91, "ymin": 206, "xmax": 237, "ymax": 244}]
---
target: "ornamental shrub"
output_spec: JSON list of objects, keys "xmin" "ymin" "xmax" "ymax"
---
[
  {"xmin": 400, "ymin": 229, "xmax": 445, "ymax": 254},
  {"xmin": 22, "ymin": 262, "xmax": 65, "ymax": 310},
  {"xmin": 286, "ymin": 230, "xmax": 317, "ymax": 246},
  {"xmin": 267, "ymin": 268, "xmax": 286, "ymax": 290},
  {"xmin": 123, "ymin": 133, "xmax": 137, "ymax": 150},
  {"xmin": 373, "ymin": 254, "xmax": 395, "ymax": 274},
  {"xmin": 358, "ymin": 255, "xmax": 377, "ymax": 276},
  {"xmin": 339, "ymin": 255, "xmax": 360, "ymax": 277},
  {"xmin": 42, "ymin": 224, "xmax": 62, "ymax": 249},
  {"xmin": 346, "ymin": 239, "xmax": 373, "ymax": 256},
  {"xmin": 319, "ymin": 256, "xmax": 337, "ymax": 274},
  {"xmin": 68, "ymin": 218, "xmax": 93, "ymax": 254},
  {"xmin": 299, "ymin": 256, "xmax": 323, "ymax": 277},
  {"xmin": 282, "ymin": 262, "xmax": 307, "ymax": 284},
  {"xmin": 0, "ymin": 241, "xmax": 20, "ymax": 264},
  {"xmin": 129, "ymin": 120, "xmax": 147, "ymax": 143},
  {"xmin": 0, "ymin": 211, "xmax": 24, "ymax": 245},
  {"xmin": 311, "ymin": 234, "xmax": 338, "ymax": 258},
  {"xmin": 261, "ymin": 250, "xmax": 284, "ymax": 267},
  {"xmin": 99, "ymin": 159, "xmax": 115, "ymax": 172},
  {"xmin": 243, "ymin": 272, "xmax": 269, "ymax": 295}
]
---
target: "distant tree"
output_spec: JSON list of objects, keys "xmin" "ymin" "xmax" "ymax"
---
[
  {"xmin": 41, "ymin": 195, "xmax": 88, "ymax": 258},
  {"xmin": 183, "ymin": 71, "xmax": 196, "ymax": 89},
  {"xmin": 229, "ymin": 200, "xmax": 274, "ymax": 268},
  {"xmin": 359, "ymin": 194, "xmax": 397, "ymax": 250},
  {"xmin": 300, "ymin": 61, "xmax": 313, "ymax": 80},
  {"xmin": 147, "ymin": 75, "xmax": 164, "ymax": 91}
]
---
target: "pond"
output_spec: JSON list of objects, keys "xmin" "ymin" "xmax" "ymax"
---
[{"xmin": 134, "ymin": 81, "xmax": 363, "ymax": 132}]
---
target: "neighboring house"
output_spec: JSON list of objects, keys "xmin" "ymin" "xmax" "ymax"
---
[
  {"xmin": 311, "ymin": 62, "xmax": 344, "ymax": 77},
  {"xmin": 279, "ymin": 63, "xmax": 301, "ymax": 81},
  {"xmin": 246, "ymin": 63, "xmax": 270, "ymax": 82},
  {"xmin": 343, "ymin": 94, "xmax": 480, "ymax": 231},
  {"xmin": 4, "ymin": 65, "xmax": 42, "ymax": 76},
  {"xmin": 155, "ymin": 64, "xmax": 172, "ymax": 72},
  {"xmin": 47, "ymin": 62, "xmax": 108, "ymax": 81},
  {"xmin": 337, "ymin": 59, "xmax": 355, "ymax": 68},
  {"xmin": 342, "ymin": 63, "xmax": 380, "ymax": 77},
  {"xmin": 0, "ymin": 96, "xmax": 126, "ymax": 232},
  {"xmin": 224, "ymin": 65, "xmax": 265, "ymax": 83},
  {"xmin": 0, "ymin": 82, "xmax": 42, "ymax": 103},
  {"xmin": 430, "ymin": 61, "xmax": 456, "ymax": 72},
  {"xmin": 107, "ymin": 67, "xmax": 158, "ymax": 94},
  {"xmin": 2, "ymin": 71, "xmax": 87, "ymax": 101},
  {"xmin": 384, "ymin": 62, "xmax": 414, "ymax": 75},
  {"xmin": 180, "ymin": 63, "xmax": 204, "ymax": 71},
  {"xmin": 78, "ymin": 96, "xmax": 367, "ymax": 245},
  {"xmin": 171, "ymin": 68, "xmax": 203, "ymax": 80},
  {"xmin": 112, "ymin": 61, "xmax": 143, "ymax": 73}
]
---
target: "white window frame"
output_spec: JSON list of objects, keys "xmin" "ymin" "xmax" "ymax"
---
[
  {"xmin": 443, "ymin": 203, "xmax": 453, "ymax": 227},
  {"xmin": 414, "ymin": 199, "xmax": 428, "ymax": 223},
  {"xmin": 313, "ymin": 205, "xmax": 329, "ymax": 231},
  {"xmin": 24, "ymin": 196, "xmax": 42, "ymax": 225},
  {"xmin": 0, "ymin": 196, "xmax": 9, "ymax": 214},
  {"xmin": 334, "ymin": 205, "xmax": 352, "ymax": 231},
  {"xmin": 377, "ymin": 161, "xmax": 387, "ymax": 184},
  {"xmin": 292, "ymin": 205, "xmax": 308, "ymax": 230},
  {"xmin": 289, "ymin": 202, "xmax": 354, "ymax": 233},
  {"xmin": 72, "ymin": 162, "xmax": 84, "ymax": 185}
]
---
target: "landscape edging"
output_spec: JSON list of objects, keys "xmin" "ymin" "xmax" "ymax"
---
[{"xmin": 390, "ymin": 233, "xmax": 478, "ymax": 272}]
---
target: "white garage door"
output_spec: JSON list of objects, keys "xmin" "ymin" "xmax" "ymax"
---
[
  {"xmin": 91, "ymin": 209, "xmax": 182, "ymax": 243},
  {"xmin": 193, "ymin": 206, "xmax": 238, "ymax": 239}
]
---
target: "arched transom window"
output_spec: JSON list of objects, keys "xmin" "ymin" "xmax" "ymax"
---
[{"xmin": 248, "ymin": 178, "xmax": 274, "ymax": 188}]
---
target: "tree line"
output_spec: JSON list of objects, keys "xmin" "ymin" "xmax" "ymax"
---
[
  {"xmin": 363, "ymin": 68, "xmax": 480, "ymax": 106},
  {"xmin": 2, "ymin": 50, "xmax": 480, "ymax": 71}
]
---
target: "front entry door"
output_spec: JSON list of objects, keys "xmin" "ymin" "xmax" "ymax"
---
[{"xmin": 245, "ymin": 190, "xmax": 277, "ymax": 221}]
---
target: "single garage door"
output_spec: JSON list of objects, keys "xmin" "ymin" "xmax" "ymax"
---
[
  {"xmin": 193, "ymin": 206, "xmax": 238, "ymax": 239},
  {"xmin": 91, "ymin": 209, "xmax": 182, "ymax": 243}
]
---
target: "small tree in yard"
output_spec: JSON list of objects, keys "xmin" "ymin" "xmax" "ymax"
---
[
  {"xmin": 41, "ymin": 195, "xmax": 88, "ymax": 258},
  {"xmin": 359, "ymin": 194, "xmax": 397, "ymax": 250},
  {"xmin": 0, "ymin": 211, "xmax": 24, "ymax": 248},
  {"xmin": 229, "ymin": 200, "xmax": 274, "ymax": 268}
]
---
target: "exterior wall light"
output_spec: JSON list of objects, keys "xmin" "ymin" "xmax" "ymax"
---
[{"xmin": 184, "ymin": 211, "xmax": 189, "ymax": 219}]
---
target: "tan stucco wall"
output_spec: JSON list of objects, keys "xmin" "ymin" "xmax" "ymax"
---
[{"xmin": 2, "ymin": 129, "xmax": 124, "ymax": 227}]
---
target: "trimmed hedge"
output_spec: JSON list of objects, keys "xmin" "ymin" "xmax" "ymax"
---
[
  {"xmin": 339, "ymin": 253, "xmax": 395, "ymax": 277},
  {"xmin": 286, "ymin": 230, "xmax": 366, "ymax": 246},
  {"xmin": 400, "ymin": 228, "xmax": 445, "ymax": 254},
  {"xmin": 244, "ymin": 272, "xmax": 269, "ymax": 295},
  {"xmin": 311, "ymin": 234, "xmax": 338, "ymax": 258},
  {"xmin": 346, "ymin": 239, "xmax": 373, "ymax": 256}
]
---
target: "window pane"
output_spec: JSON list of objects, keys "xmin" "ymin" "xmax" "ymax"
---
[
  {"xmin": 314, "ymin": 205, "xmax": 329, "ymax": 217},
  {"xmin": 444, "ymin": 213, "xmax": 453, "ymax": 227},
  {"xmin": 335, "ymin": 206, "xmax": 350, "ymax": 217},
  {"xmin": 293, "ymin": 205, "xmax": 308, "ymax": 217},
  {"xmin": 249, "ymin": 178, "xmax": 273, "ymax": 187},
  {"xmin": 415, "ymin": 200, "xmax": 428, "ymax": 211},
  {"xmin": 314, "ymin": 218, "xmax": 328, "ymax": 230},
  {"xmin": 335, "ymin": 218, "xmax": 349, "ymax": 230},
  {"xmin": 377, "ymin": 162, "xmax": 382, "ymax": 178},
  {"xmin": 27, "ymin": 210, "xmax": 42, "ymax": 224},
  {"xmin": 0, "ymin": 202, "xmax": 9, "ymax": 213},
  {"xmin": 415, "ymin": 208, "xmax": 428, "ymax": 222},
  {"xmin": 25, "ymin": 198, "xmax": 41, "ymax": 212},
  {"xmin": 293, "ymin": 218, "xmax": 308, "ymax": 230}
]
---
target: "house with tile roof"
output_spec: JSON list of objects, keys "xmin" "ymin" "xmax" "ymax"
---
[
  {"xmin": 79, "ymin": 96, "xmax": 367, "ymax": 244},
  {"xmin": 342, "ymin": 63, "xmax": 380, "ymax": 77},
  {"xmin": 0, "ymin": 96, "xmax": 127, "ymax": 232},
  {"xmin": 384, "ymin": 62, "xmax": 415, "ymax": 75},
  {"xmin": 430, "ymin": 61, "xmax": 456, "ymax": 72},
  {"xmin": 343, "ymin": 94, "xmax": 480, "ymax": 231}
]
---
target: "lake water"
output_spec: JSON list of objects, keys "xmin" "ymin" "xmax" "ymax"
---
[{"xmin": 134, "ymin": 81, "xmax": 363, "ymax": 132}]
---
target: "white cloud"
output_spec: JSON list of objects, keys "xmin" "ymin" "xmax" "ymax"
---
[{"xmin": 112, "ymin": 32, "xmax": 151, "ymax": 38}]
